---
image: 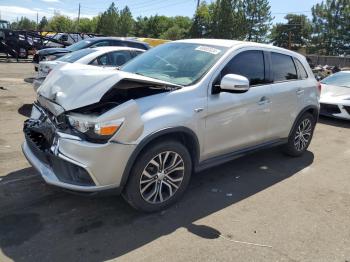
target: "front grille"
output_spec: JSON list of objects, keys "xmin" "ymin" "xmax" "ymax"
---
[
  {"xmin": 25, "ymin": 131, "xmax": 50, "ymax": 165},
  {"xmin": 320, "ymin": 103, "xmax": 341, "ymax": 114},
  {"xmin": 24, "ymin": 119, "xmax": 55, "ymax": 149},
  {"xmin": 343, "ymin": 105, "xmax": 350, "ymax": 115}
]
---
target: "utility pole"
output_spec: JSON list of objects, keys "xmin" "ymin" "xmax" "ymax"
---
[
  {"xmin": 288, "ymin": 31, "xmax": 291, "ymax": 50},
  {"xmin": 36, "ymin": 12, "xmax": 39, "ymax": 30},
  {"xmin": 77, "ymin": 3, "xmax": 81, "ymax": 31},
  {"xmin": 196, "ymin": 0, "xmax": 200, "ymax": 9}
]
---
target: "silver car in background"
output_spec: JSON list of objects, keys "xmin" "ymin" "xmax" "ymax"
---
[
  {"xmin": 320, "ymin": 71, "xmax": 350, "ymax": 120},
  {"xmin": 33, "ymin": 46, "xmax": 144, "ymax": 90},
  {"xmin": 22, "ymin": 39, "xmax": 319, "ymax": 212}
]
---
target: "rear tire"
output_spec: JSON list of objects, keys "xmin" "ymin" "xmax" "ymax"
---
[
  {"xmin": 123, "ymin": 140, "xmax": 192, "ymax": 212},
  {"xmin": 283, "ymin": 112, "xmax": 316, "ymax": 157}
]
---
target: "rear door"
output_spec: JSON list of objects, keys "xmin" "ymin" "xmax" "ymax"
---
[
  {"xmin": 204, "ymin": 50, "xmax": 273, "ymax": 159},
  {"xmin": 267, "ymin": 52, "xmax": 302, "ymax": 139}
]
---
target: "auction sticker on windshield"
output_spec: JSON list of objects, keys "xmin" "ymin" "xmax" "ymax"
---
[{"xmin": 195, "ymin": 46, "xmax": 221, "ymax": 55}]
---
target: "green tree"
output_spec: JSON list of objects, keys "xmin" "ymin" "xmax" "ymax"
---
[
  {"xmin": 119, "ymin": 6, "xmax": 134, "ymax": 36},
  {"xmin": 134, "ymin": 16, "xmax": 148, "ymax": 36},
  {"xmin": 210, "ymin": 0, "xmax": 246, "ymax": 39},
  {"xmin": 76, "ymin": 18, "xmax": 94, "ymax": 33},
  {"xmin": 189, "ymin": 1, "xmax": 211, "ymax": 37},
  {"xmin": 311, "ymin": 0, "xmax": 350, "ymax": 55},
  {"xmin": 38, "ymin": 16, "xmax": 48, "ymax": 31},
  {"xmin": 12, "ymin": 17, "xmax": 36, "ymax": 30},
  {"xmin": 144, "ymin": 15, "xmax": 172, "ymax": 38},
  {"xmin": 96, "ymin": 2, "xmax": 119, "ymax": 35},
  {"xmin": 211, "ymin": 0, "xmax": 235, "ymax": 38},
  {"xmin": 161, "ymin": 25, "xmax": 186, "ymax": 40},
  {"xmin": 172, "ymin": 16, "xmax": 192, "ymax": 32},
  {"xmin": 48, "ymin": 15, "xmax": 74, "ymax": 32},
  {"xmin": 270, "ymin": 14, "xmax": 312, "ymax": 50},
  {"xmin": 243, "ymin": 0, "xmax": 273, "ymax": 42}
]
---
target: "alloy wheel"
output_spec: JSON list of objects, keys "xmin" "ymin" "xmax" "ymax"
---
[
  {"xmin": 294, "ymin": 118, "xmax": 312, "ymax": 151},
  {"xmin": 139, "ymin": 151, "xmax": 185, "ymax": 204}
]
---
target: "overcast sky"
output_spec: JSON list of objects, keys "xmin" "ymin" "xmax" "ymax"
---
[{"xmin": 0, "ymin": 0, "xmax": 322, "ymax": 23}]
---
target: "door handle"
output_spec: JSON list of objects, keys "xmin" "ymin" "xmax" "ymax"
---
[
  {"xmin": 257, "ymin": 96, "xmax": 270, "ymax": 105},
  {"xmin": 296, "ymin": 89, "xmax": 304, "ymax": 95}
]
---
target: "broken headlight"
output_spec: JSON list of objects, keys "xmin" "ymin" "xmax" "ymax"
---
[{"xmin": 67, "ymin": 115, "xmax": 124, "ymax": 142}]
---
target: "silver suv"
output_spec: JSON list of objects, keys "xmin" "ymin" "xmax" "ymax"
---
[{"xmin": 22, "ymin": 39, "xmax": 320, "ymax": 212}]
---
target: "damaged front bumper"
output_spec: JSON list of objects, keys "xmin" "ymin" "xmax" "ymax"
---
[{"xmin": 22, "ymin": 105, "xmax": 136, "ymax": 192}]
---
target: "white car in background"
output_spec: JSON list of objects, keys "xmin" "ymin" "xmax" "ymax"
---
[
  {"xmin": 320, "ymin": 71, "xmax": 350, "ymax": 120},
  {"xmin": 33, "ymin": 46, "xmax": 144, "ymax": 90}
]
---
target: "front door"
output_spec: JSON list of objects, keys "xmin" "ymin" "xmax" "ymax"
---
[{"xmin": 203, "ymin": 50, "xmax": 272, "ymax": 160}]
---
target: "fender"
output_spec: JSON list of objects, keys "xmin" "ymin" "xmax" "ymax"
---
[
  {"xmin": 118, "ymin": 126, "xmax": 200, "ymax": 192},
  {"xmin": 288, "ymin": 105, "xmax": 319, "ymax": 138}
]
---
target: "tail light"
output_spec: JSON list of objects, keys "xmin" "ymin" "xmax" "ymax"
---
[{"xmin": 317, "ymin": 82, "xmax": 322, "ymax": 92}]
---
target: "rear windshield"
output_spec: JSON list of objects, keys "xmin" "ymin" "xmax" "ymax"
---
[{"xmin": 57, "ymin": 49, "xmax": 96, "ymax": 63}]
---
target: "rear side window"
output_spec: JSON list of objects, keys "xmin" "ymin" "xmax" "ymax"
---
[
  {"xmin": 131, "ymin": 50, "xmax": 144, "ymax": 58},
  {"xmin": 90, "ymin": 54, "xmax": 109, "ymax": 66},
  {"xmin": 271, "ymin": 53, "xmax": 297, "ymax": 81},
  {"xmin": 295, "ymin": 59, "xmax": 308, "ymax": 79},
  {"xmin": 222, "ymin": 50, "xmax": 266, "ymax": 85},
  {"xmin": 108, "ymin": 51, "xmax": 132, "ymax": 66}
]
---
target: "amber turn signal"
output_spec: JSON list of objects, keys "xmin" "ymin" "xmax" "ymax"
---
[{"xmin": 94, "ymin": 124, "xmax": 121, "ymax": 136}]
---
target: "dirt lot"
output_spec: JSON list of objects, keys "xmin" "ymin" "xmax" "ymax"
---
[{"xmin": 0, "ymin": 62, "xmax": 350, "ymax": 262}]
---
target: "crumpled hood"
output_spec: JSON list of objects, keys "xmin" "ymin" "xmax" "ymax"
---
[
  {"xmin": 320, "ymin": 84, "xmax": 350, "ymax": 102},
  {"xmin": 37, "ymin": 63, "xmax": 180, "ymax": 111}
]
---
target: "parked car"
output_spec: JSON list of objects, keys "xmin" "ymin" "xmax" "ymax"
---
[
  {"xmin": 43, "ymin": 33, "xmax": 92, "ymax": 48},
  {"xmin": 33, "ymin": 46, "xmax": 144, "ymax": 90},
  {"xmin": 319, "ymin": 71, "xmax": 350, "ymax": 120},
  {"xmin": 22, "ymin": 39, "xmax": 319, "ymax": 212},
  {"xmin": 32, "ymin": 37, "xmax": 150, "ymax": 71}
]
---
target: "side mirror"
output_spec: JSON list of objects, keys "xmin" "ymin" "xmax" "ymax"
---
[{"xmin": 220, "ymin": 74, "xmax": 250, "ymax": 92}]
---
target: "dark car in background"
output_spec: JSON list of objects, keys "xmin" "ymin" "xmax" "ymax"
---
[{"xmin": 33, "ymin": 37, "xmax": 150, "ymax": 71}]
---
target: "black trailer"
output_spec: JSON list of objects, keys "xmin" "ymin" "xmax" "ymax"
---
[{"xmin": 0, "ymin": 20, "xmax": 102, "ymax": 61}]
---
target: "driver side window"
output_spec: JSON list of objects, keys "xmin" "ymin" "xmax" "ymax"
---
[{"xmin": 222, "ymin": 50, "xmax": 267, "ymax": 86}]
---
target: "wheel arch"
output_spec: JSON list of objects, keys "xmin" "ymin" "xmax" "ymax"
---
[
  {"xmin": 119, "ymin": 126, "xmax": 200, "ymax": 192},
  {"xmin": 288, "ymin": 105, "xmax": 319, "ymax": 138}
]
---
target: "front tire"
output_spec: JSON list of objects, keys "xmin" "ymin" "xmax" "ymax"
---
[
  {"xmin": 123, "ymin": 140, "xmax": 192, "ymax": 212},
  {"xmin": 283, "ymin": 112, "xmax": 316, "ymax": 157}
]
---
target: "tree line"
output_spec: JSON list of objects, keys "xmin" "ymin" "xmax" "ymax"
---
[{"xmin": 9, "ymin": 0, "xmax": 350, "ymax": 56}]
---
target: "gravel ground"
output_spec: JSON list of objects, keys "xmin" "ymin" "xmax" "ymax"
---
[{"xmin": 0, "ymin": 62, "xmax": 349, "ymax": 262}]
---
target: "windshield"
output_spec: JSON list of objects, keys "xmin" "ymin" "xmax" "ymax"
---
[
  {"xmin": 321, "ymin": 72, "xmax": 350, "ymax": 88},
  {"xmin": 57, "ymin": 49, "xmax": 96, "ymax": 63},
  {"xmin": 121, "ymin": 42, "xmax": 228, "ymax": 86},
  {"xmin": 0, "ymin": 21, "xmax": 9, "ymax": 29},
  {"xmin": 66, "ymin": 39, "xmax": 92, "ymax": 52}
]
